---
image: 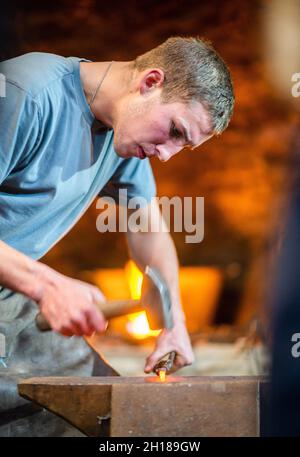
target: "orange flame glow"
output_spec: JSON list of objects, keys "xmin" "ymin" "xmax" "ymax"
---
[
  {"xmin": 126, "ymin": 311, "xmax": 160, "ymax": 339},
  {"xmin": 125, "ymin": 260, "xmax": 143, "ymax": 299},
  {"xmin": 125, "ymin": 260, "xmax": 160, "ymax": 340}
]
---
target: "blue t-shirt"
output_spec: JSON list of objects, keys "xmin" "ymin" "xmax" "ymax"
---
[{"xmin": 0, "ymin": 53, "xmax": 156, "ymax": 259}]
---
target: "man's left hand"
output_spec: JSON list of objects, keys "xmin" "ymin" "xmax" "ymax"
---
[{"xmin": 144, "ymin": 320, "xmax": 195, "ymax": 374}]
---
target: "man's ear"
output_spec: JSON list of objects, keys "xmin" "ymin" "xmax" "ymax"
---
[{"xmin": 139, "ymin": 69, "xmax": 164, "ymax": 95}]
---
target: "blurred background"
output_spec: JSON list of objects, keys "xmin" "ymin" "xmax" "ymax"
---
[{"xmin": 2, "ymin": 0, "xmax": 299, "ymax": 377}]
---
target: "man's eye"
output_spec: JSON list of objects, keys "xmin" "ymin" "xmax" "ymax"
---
[{"xmin": 170, "ymin": 123, "xmax": 182, "ymax": 139}]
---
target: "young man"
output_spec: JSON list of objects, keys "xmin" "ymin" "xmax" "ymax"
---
[{"xmin": 0, "ymin": 37, "xmax": 234, "ymax": 435}]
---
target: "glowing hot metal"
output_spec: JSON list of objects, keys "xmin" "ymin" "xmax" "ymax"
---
[{"xmin": 154, "ymin": 351, "xmax": 176, "ymax": 380}]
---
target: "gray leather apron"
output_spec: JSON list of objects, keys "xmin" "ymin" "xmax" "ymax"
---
[{"xmin": 0, "ymin": 287, "xmax": 119, "ymax": 436}]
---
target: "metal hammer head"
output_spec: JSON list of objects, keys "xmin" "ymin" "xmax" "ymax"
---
[{"xmin": 141, "ymin": 266, "xmax": 173, "ymax": 331}]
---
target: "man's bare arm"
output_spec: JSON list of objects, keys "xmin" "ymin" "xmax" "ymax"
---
[
  {"xmin": 126, "ymin": 202, "xmax": 185, "ymax": 325},
  {"xmin": 0, "ymin": 240, "xmax": 42, "ymax": 299},
  {"xmin": 0, "ymin": 240, "xmax": 107, "ymax": 336},
  {"xmin": 125, "ymin": 199, "xmax": 195, "ymax": 373}
]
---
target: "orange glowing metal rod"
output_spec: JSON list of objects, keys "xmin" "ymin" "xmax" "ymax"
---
[
  {"xmin": 154, "ymin": 351, "xmax": 176, "ymax": 380},
  {"xmin": 158, "ymin": 369, "xmax": 166, "ymax": 382}
]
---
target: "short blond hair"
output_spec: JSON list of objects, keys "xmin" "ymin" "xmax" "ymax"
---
[{"xmin": 134, "ymin": 36, "xmax": 234, "ymax": 134}]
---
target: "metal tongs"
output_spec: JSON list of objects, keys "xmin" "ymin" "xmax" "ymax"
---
[{"xmin": 153, "ymin": 351, "xmax": 176, "ymax": 379}]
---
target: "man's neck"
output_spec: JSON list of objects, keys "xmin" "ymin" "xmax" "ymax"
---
[{"xmin": 79, "ymin": 60, "xmax": 132, "ymax": 128}]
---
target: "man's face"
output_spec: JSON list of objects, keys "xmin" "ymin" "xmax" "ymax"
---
[{"xmin": 113, "ymin": 86, "xmax": 214, "ymax": 162}]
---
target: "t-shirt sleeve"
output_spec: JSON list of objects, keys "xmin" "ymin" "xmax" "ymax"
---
[
  {"xmin": 99, "ymin": 156, "xmax": 156, "ymax": 206},
  {"xmin": 0, "ymin": 83, "xmax": 40, "ymax": 185}
]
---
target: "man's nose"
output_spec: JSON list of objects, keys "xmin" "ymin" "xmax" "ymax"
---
[{"xmin": 156, "ymin": 143, "xmax": 182, "ymax": 162}]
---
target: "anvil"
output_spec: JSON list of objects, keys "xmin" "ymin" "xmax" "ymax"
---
[{"xmin": 18, "ymin": 376, "xmax": 266, "ymax": 436}]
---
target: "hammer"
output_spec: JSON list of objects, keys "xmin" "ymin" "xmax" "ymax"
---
[
  {"xmin": 35, "ymin": 266, "xmax": 176, "ymax": 374},
  {"xmin": 36, "ymin": 266, "xmax": 173, "ymax": 331},
  {"xmin": 36, "ymin": 265, "xmax": 176, "ymax": 376}
]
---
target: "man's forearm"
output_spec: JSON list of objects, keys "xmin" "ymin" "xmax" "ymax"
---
[
  {"xmin": 126, "ymin": 204, "xmax": 186, "ymax": 325},
  {"xmin": 125, "ymin": 201, "xmax": 195, "ymax": 374},
  {"xmin": 0, "ymin": 240, "xmax": 44, "ymax": 300},
  {"xmin": 0, "ymin": 240, "xmax": 107, "ymax": 335}
]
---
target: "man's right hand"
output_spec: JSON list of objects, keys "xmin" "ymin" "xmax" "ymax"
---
[
  {"xmin": 0, "ymin": 240, "xmax": 107, "ymax": 337},
  {"xmin": 35, "ymin": 265, "xmax": 108, "ymax": 337}
]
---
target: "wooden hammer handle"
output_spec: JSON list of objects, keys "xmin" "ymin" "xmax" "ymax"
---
[{"xmin": 36, "ymin": 298, "xmax": 142, "ymax": 331}]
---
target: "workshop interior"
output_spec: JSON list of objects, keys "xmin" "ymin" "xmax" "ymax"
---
[{"xmin": 0, "ymin": 0, "xmax": 300, "ymax": 439}]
